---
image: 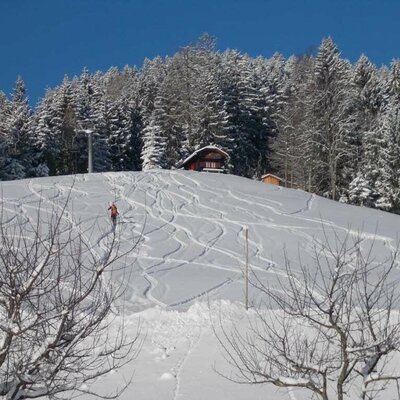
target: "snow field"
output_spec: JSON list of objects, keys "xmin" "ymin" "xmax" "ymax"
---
[{"xmin": 2, "ymin": 170, "xmax": 400, "ymax": 399}]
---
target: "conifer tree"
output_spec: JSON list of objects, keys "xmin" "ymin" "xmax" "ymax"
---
[
  {"xmin": 73, "ymin": 69, "xmax": 111, "ymax": 173},
  {"xmin": 1, "ymin": 77, "xmax": 33, "ymax": 180},
  {"xmin": 192, "ymin": 45, "xmax": 230, "ymax": 152},
  {"xmin": 343, "ymin": 55, "xmax": 384, "ymax": 205},
  {"xmin": 346, "ymin": 171, "xmax": 374, "ymax": 207},
  {"xmin": 103, "ymin": 67, "xmax": 142, "ymax": 171},
  {"xmin": 387, "ymin": 59, "xmax": 400, "ymax": 103},
  {"xmin": 220, "ymin": 51, "xmax": 260, "ymax": 177},
  {"xmin": 271, "ymin": 54, "xmax": 314, "ymax": 188},
  {"xmin": 375, "ymin": 101, "xmax": 400, "ymax": 212},
  {"xmin": 138, "ymin": 57, "xmax": 166, "ymax": 121},
  {"xmin": 151, "ymin": 78, "xmax": 183, "ymax": 168},
  {"xmin": 310, "ymin": 37, "xmax": 354, "ymax": 199},
  {"xmin": 35, "ymin": 77, "xmax": 78, "ymax": 175},
  {"xmin": 0, "ymin": 91, "xmax": 11, "ymax": 175},
  {"xmin": 140, "ymin": 101, "xmax": 167, "ymax": 170}
]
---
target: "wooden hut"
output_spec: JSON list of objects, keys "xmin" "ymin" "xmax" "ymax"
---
[
  {"xmin": 177, "ymin": 146, "xmax": 229, "ymax": 173},
  {"xmin": 261, "ymin": 173, "xmax": 284, "ymax": 186}
]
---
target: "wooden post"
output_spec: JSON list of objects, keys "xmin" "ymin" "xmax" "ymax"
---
[{"xmin": 244, "ymin": 226, "xmax": 249, "ymax": 310}]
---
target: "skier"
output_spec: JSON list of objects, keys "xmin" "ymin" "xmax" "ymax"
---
[{"xmin": 108, "ymin": 202, "xmax": 119, "ymax": 226}]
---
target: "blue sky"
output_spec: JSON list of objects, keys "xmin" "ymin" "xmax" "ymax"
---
[{"xmin": 1, "ymin": 0, "xmax": 399, "ymax": 105}]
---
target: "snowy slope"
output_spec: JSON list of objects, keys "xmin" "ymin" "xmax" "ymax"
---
[{"xmin": 2, "ymin": 170, "xmax": 400, "ymax": 399}]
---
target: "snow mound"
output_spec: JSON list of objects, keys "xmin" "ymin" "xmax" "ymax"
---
[{"xmin": 159, "ymin": 372, "xmax": 176, "ymax": 381}]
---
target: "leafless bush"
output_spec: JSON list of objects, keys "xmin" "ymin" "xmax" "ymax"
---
[
  {"xmin": 216, "ymin": 230, "xmax": 400, "ymax": 400},
  {"xmin": 0, "ymin": 195, "xmax": 141, "ymax": 399}
]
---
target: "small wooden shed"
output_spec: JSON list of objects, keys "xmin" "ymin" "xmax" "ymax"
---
[
  {"xmin": 261, "ymin": 173, "xmax": 284, "ymax": 186},
  {"xmin": 177, "ymin": 146, "xmax": 229, "ymax": 173}
]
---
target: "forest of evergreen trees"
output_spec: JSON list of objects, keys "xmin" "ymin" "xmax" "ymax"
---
[{"xmin": 0, "ymin": 34, "xmax": 399, "ymax": 213}]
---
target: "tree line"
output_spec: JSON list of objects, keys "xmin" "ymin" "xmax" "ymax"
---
[{"xmin": 0, "ymin": 34, "xmax": 399, "ymax": 212}]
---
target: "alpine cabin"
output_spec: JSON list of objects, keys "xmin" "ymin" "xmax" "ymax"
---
[
  {"xmin": 177, "ymin": 146, "xmax": 229, "ymax": 173},
  {"xmin": 261, "ymin": 174, "xmax": 284, "ymax": 186}
]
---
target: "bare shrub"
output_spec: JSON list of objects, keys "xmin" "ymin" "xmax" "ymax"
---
[
  {"xmin": 216, "ymin": 230, "xmax": 400, "ymax": 400},
  {"xmin": 0, "ymin": 195, "xmax": 141, "ymax": 399}
]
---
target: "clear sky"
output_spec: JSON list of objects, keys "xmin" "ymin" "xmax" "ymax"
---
[{"xmin": 1, "ymin": 0, "xmax": 399, "ymax": 105}]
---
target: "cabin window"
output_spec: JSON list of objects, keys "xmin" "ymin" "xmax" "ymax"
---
[{"xmin": 200, "ymin": 161, "xmax": 219, "ymax": 169}]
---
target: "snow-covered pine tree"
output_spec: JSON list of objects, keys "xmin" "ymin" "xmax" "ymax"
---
[
  {"xmin": 0, "ymin": 91, "xmax": 11, "ymax": 175},
  {"xmin": 255, "ymin": 52, "xmax": 291, "ymax": 183},
  {"xmin": 195, "ymin": 69, "xmax": 229, "ymax": 149},
  {"xmin": 310, "ymin": 37, "xmax": 355, "ymax": 200},
  {"xmin": 120, "ymin": 66, "xmax": 144, "ymax": 171},
  {"xmin": 35, "ymin": 76, "xmax": 78, "ymax": 175},
  {"xmin": 140, "ymin": 100, "xmax": 167, "ymax": 170},
  {"xmin": 220, "ymin": 50, "xmax": 265, "ymax": 177},
  {"xmin": 346, "ymin": 171, "xmax": 374, "ymax": 207},
  {"xmin": 103, "ymin": 67, "xmax": 127, "ymax": 171},
  {"xmin": 124, "ymin": 101, "xmax": 143, "ymax": 171},
  {"xmin": 271, "ymin": 54, "xmax": 314, "ymax": 188},
  {"xmin": 168, "ymin": 46, "xmax": 201, "ymax": 156},
  {"xmin": 190, "ymin": 37, "xmax": 230, "ymax": 153},
  {"xmin": 31, "ymin": 88, "xmax": 56, "ymax": 177},
  {"xmin": 248, "ymin": 54, "xmax": 284, "ymax": 178},
  {"xmin": 90, "ymin": 72, "xmax": 112, "ymax": 173},
  {"xmin": 1, "ymin": 77, "xmax": 33, "ymax": 180},
  {"xmin": 138, "ymin": 57, "xmax": 166, "ymax": 122},
  {"xmin": 105, "ymin": 98, "xmax": 128, "ymax": 171},
  {"xmin": 102, "ymin": 67, "xmax": 142, "ymax": 171},
  {"xmin": 343, "ymin": 55, "xmax": 385, "ymax": 205},
  {"xmin": 374, "ymin": 100, "xmax": 400, "ymax": 212},
  {"xmin": 74, "ymin": 69, "xmax": 111, "ymax": 173},
  {"xmin": 387, "ymin": 59, "xmax": 400, "ymax": 104},
  {"xmin": 352, "ymin": 54, "xmax": 381, "ymax": 159},
  {"xmin": 151, "ymin": 76, "xmax": 184, "ymax": 168}
]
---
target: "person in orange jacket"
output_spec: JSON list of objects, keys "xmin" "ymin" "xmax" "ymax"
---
[{"xmin": 108, "ymin": 202, "xmax": 119, "ymax": 226}]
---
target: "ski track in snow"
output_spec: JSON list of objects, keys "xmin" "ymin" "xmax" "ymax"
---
[
  {"xmin": 172, "ymin": 331, "xmax": 202, "ymax": 400},
  {"xmin": 287, "ymin": 193, "xmax": 315, "ymax": 215},
  {"xmin": 152, "ymin": 172, "xmax": 307, "ymax": 304},
  {"xmin": 156, "ymin": 172, "xmax": 396, "ymax": 306},
  {"xmin": 3, "ymin": 171, "xmax": 399, "ymax": 312},
  {"xmin": 167, "ymin": 173, "xmax": 279, "ymax": 266},
  {"xmin": 107, "ymin": 170, "xmax": 393, "ymax": 309},
  {"xmin": 168, "ymin": 278, "xmax": 233, "ymax": 308},
  {"xmin": 25, "ymin": 178, "xmax": 121, "ymax": 308},
  {"xmin": 104, "ymin": 172, "xmax": 168, "ymax": 308},
  {"xmin": 153, "ymin": 173, "xmax": 278, "ymax": 303},
  {"xmin": 287, "ymin": 387, "xmax": 297, "ymax": 400},
  {"xmin": 106, "ymin": 172, "xmax": 244, "ymax": 307}
]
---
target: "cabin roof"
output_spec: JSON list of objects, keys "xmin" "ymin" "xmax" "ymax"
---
[
  {"xmin": 261, "ymin": 173, "xmax": 283, "ymax": 181},
  {"xmin": 177, "ymin": 145, "xmax": 229, "ymax": 168}
]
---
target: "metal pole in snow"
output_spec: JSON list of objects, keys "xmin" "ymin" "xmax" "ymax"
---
[
  {"xmin": 244, "ymin": 226, "xmax": 249, "ymax": 310},
  {"xmin": 87, "ymin": 130, "xmax": 93, "ymax": 173}
]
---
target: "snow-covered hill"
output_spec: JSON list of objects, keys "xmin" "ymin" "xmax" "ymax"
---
[{"xmin": 2, "ymin": 170, "xmax": 400, "ymax": 399}]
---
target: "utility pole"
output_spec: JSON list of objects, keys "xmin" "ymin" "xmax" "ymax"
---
[
  {"xmin": 244, "ymin": 226, "xmax": 249, "ymax": 310},
  {"xmin": 84, "ymin": 129, "xmax": 93, "ymax": 173}
]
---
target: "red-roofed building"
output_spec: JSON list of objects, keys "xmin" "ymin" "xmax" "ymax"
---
[{"xmin": 177, "ymin": 146, "xmax": 229, "ymax": 173}]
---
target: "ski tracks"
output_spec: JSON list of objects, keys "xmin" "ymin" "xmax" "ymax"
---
[
  {"xmin": 124, "ymin": 171, "xmax": 283, "ymax": 306},
  {"xmin": 104, "ymin": 172, "xmax": 170, "ymax": 308},
  {"xmin": 171, "ymin": 331, "xmax": 202, "ymax": 400},
  {"xmin": 27, "ymin": 178, "xmax": 120, "ymax": 308},
  {"xmin": 287, "ymin": 193, "xmax": 315, "ymax": 215}
]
